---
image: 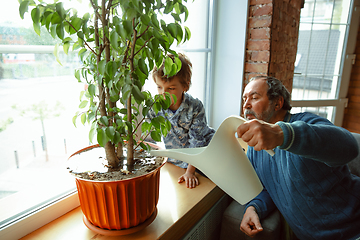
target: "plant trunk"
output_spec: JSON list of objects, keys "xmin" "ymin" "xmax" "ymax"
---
[
  {"xmin": 126, "ymin": 18, "xmax": 138, "ymax": 168},
  {"xmin": 96, "ymin": 0, "xmax": 118, "ymax": 169},
  {"xmin": 127, "ymin": 96, "xmax": 134, "ymax": 166}
]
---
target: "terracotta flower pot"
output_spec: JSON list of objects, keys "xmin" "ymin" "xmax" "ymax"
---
[{"xmin": 69, "ymin": 143, "xmax": 166, "ymax": 235}]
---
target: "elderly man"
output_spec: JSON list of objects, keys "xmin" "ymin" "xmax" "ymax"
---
[{"xmin": 237, "ymin": 76, "xmax": 360, "ymax": 240}]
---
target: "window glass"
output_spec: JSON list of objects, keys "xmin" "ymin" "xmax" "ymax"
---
[
  {"xmin": 0, "ymin": 0, "xmax": 212, "ymax": 229},
  {"xmin": 291, "ymin": 106, "xmax": 335, "ymax": 121},
  {"xmin": 292, "ymin": 0, "xmax": 351, "ymax": 122}
]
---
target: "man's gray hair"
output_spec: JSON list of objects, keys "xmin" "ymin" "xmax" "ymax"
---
[{"xmin": 249, "ymin": 76, "xmax": 292, "ymax": 111}]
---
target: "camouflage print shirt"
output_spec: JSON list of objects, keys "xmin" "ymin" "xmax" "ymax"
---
[{"xmin": 147, "ymin": 93, "xmax": 215, "ymax": 169}]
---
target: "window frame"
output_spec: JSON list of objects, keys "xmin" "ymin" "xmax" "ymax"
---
[{"xmin": 291, "ymin": 0, "xmax": 360, "ymax": 126}]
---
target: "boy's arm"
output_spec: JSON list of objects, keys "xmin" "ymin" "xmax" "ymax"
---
[{"xmin": 188, "ymin": 101, "xmax": 215, "ymax": 148}]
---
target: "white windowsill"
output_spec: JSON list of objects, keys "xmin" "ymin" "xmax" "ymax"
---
[{"xmin": 0, "ymin": 191, "xmax": 80, "ymax": 240}]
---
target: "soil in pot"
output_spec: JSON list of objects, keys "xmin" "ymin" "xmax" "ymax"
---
[{"xmin": 67, "ymin": 144, "xmax": 165, "ymax": 181}]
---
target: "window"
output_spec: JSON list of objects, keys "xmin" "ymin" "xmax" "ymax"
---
[
  {"xmin": 0, "ymin": 0, "xmax": 214, "ymax": 238},
  {"xmin": 291, "ymin": 0, "xmax": 358, "ymax": 126}
]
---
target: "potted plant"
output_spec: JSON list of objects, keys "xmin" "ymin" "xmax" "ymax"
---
[{"xmin": 19, "ymin": 0, "xmax": 191, "ymax": 235}]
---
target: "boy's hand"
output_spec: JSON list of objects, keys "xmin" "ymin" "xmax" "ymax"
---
[{"xmin": 178, "ymin": 165, "xmax": 199, "ymax": 188}]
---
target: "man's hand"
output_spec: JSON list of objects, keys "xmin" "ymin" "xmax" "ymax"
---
[
  {"xmin": 237, "ymin": 119, "xmax": 284, "ymax": 151},
  {"xmin": 240, "ymin": 206, "xmax": 263, "ymax": 237},
  {"xmin": 178, "ymin": 164, "xmax": 199, "ymax": 188}
]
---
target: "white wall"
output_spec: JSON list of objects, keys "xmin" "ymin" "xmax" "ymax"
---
[{"xmin": 209, "ymin": 0, "xmax": 249, "ymax": 129}]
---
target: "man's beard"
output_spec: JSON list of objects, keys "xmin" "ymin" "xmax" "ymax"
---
[{"xmin": 244, "ymin": 105, "xmax": 275, "ymax": 123}]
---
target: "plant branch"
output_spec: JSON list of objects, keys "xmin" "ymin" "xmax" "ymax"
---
[
  {"xmin": 90, "ymin": 0, "xmax": 102, "ymax": 23},
  {"xmin": 134, "ymin": 131, "xmax": 152, "ymax": 150},
  {"xmin": 65, "ymin": 20, "xmax": 97, "ymax": 56},
  {"xmin": 134, "ymin": 37, "xmax": 152, "ymax": 57}
]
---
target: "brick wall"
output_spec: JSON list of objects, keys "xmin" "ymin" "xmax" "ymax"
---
[
  {"xmin": 244, "ymin": 0, "xmax": 303, "ymax": 92},
  {"xmin": 342, "ymin": 24, "xmax": 360, "ymax": 134}
]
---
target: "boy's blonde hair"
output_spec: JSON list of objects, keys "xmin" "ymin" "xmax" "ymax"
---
[{"xmin": 152, "ymin": 52, "xmax": 192, "ymax": 91}]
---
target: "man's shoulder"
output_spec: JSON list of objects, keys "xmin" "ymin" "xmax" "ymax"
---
[{"xmin": 290, "ymin": 112, "xmax": 332, "ymax": 125}]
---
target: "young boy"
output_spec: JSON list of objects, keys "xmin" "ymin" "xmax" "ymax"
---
[{"xmin": 148, "ymin": 52, "xmax": 215, "ymax": 189}]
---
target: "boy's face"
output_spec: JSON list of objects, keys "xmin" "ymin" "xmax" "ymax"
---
[{"xmin": 154, "ymin": 76, "xmax": 186, "ymax": 111}]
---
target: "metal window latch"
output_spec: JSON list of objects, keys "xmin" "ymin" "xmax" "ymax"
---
[{"xmin": 347, "ymin": 54, "xmax": 356, "ymax": 65}]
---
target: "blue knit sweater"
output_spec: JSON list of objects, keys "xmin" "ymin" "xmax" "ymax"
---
[{"xmin": 246, "ymin": 112, "xmax": 360, "ymax": 240}]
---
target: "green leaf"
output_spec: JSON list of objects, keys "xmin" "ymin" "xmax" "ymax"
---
[
  {"xmin": 78, "ymin": 48, "xmax": 87, "ymax": 60},
  {"xmin": 184, "ymin": 26, "xmax": 191, "ymax": 42},
  {"xmin": 56, "ymin": 2, "xmax": 66, "ymax": 20},
  {"xmin": 81, "ymin": 113, "xmax": 87, "ymax": 125},
  {"xmin": 141, "ymin": 122, "xmax": 150, "ymax": 132},
  {"xmin": 88, "ymin": 84, "xmax": 96, "ymax": 96},
  {"xmin": 116, "ymin": 24, "xmax": 127, "ymax": 41},
  {"xmin": 51, "ymin": 12, "xmax": 62, "ymax": 24},
  {"xmin": 79, "ymin": 100, "xmax": 88, "ymax": 108},
  {"xmin": 77, "ymin": 31, "xmax": 84, "ymax": 40},
  {"xmin": 83, "ymin": 12, "xmax": 91, "ymax": 21},
  {"xmin": 50, "ymin": 25, "xmax": 57, "ymax": 38},
  {"xmin": 63, "ymin": 41, "xmax": 70, "ymax": 55},
  {"xmin": 153, "ymin": 101, "xmax": 161, "ymax": 115},
  {"xmin": 45, "ymin": 13, "xmax": 53, "ymax": 30},
  {"xmin": 163, "ymin": 56, "xmax": 173, "ymax": 76},
  {"xmin": 138, "ymin": 58, "xmax": 148, "ymax": 75},
  {"xmin": 140, "ymin": 14, "xmax": 150, "ymax": 26},
  {"xmin": 150, "ymin": 131, "xmax": 161, "ymax": 142},
  {"xmin": 56, "ymin": 23, "xmax": 65, "ymax": 39},
  {"xmin": 31, "ymin": 7, "xmax": 40, "ymax": 23},
  {"xmin": 172, "ymin": 94, "xmax": 177, "ymax": 106},
  {"xmin": 19, "ymin": 1, "xmax": 30, "ymax": 19},
  {"xmin": 161, "ymin": 124, "xmax": 168, "ymax": 136},
  {"xmin": 33, "ymin": 22, "xmax": 41, "ymax": 36},
  {"xmin": 72, "ymin": 114, "xmax": 78, "ymax": 127},
  {"xmin": 113, "ymin": 16, "xmax": 120, "ymax": 25},
  {"xmin": 105, "ymin": 126, "xmax": 115, "ymax": 140},
  {"xmin": 169, "ymin": 63, "xmax": 177, "ymax": 77},
  {"xmin": 110, "ymin": 94, "xmax": 120, "ymax": 102},
  {"xmin": 88, "ymin": 112, "xmax": 95, "ymax": 122},
  {"xmin": 174, "ymin": 57, "xmax": 182, "ymax": 72},
  {"xmin": 89, "ymin": 124, "xmax": 96, "ymax": 143},
  {"xmin": 142, "ymin": 106, "xmax": 149, "ymax": 117},
  {"xmin": 98, "ymin": 59, "xmax": 106, "ymax": 75},
  {"xmin": 151, "ymin": 14, "xmax": 159, "ymax": 29},
  {"xmin": 110, "ymin": 30, "xmax": 119, "ymax": 49},
  {"xmin": 164, "ymin": 1, "xmax": 173, "ymax": 14},
  {"xmin": 171, "ymin": 13, "xmax": 181, "ymax": 22},
  {"xmin": 175, "ymin": 23, "xmax": 183, "ymax": 44},
  {"xmin": 70, "ymin": 17, "xmax": 83, "ymax": 35},
  {"xmin": 167, "ymin": 23, "xmax": 177, "ymax": 39},
  {"xmin": 75, "ymin": 70, "xmax": 81, "ymax": 82},
  {"xmin": 123, "ymin": 20, "xmax": 133, "ymax": 36},
  {"xmin": 184, "ymin": 5, "xmax": 189, "ymax": 22},
  {"xmin": 100, "ymin": 116, "xmax": 109, "ymax": 126},
  {"xmin": 53, "ymin": 43, "xmax": 62, "ymax": 65},
  {"xmin": 106, "ymin": 60, "xmax": 118, "ymax": 79},
  {"xmin": 165, "ymin": 119, "xmax": 171, "ymax": 132},
  {"xmin": 139, "ymin": 142, "xmax": 149, "ymax": 151},
  {"xmin": 132, "ymin": 85, "xmax": 145, "ymax": 103},
  {"xmin": 113, "ymin": 132, "xmax": 121, "ymax": 144},
  {"xmin": 151, "ymin": 117, "xmax": 161, "ymax": 129},
  {"xmin": 97, "ymin": 128, "xmax": 108, "ymax": 147}
]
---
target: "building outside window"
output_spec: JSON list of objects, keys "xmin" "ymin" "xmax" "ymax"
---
[{"xmin": 291, "ymin": 0, "xmax": 355, "ymax": 124}]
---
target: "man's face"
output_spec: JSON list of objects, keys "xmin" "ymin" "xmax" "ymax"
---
[{"xmin": 242, "ymin": 79, "xmax": 276, "ymax": 123}]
